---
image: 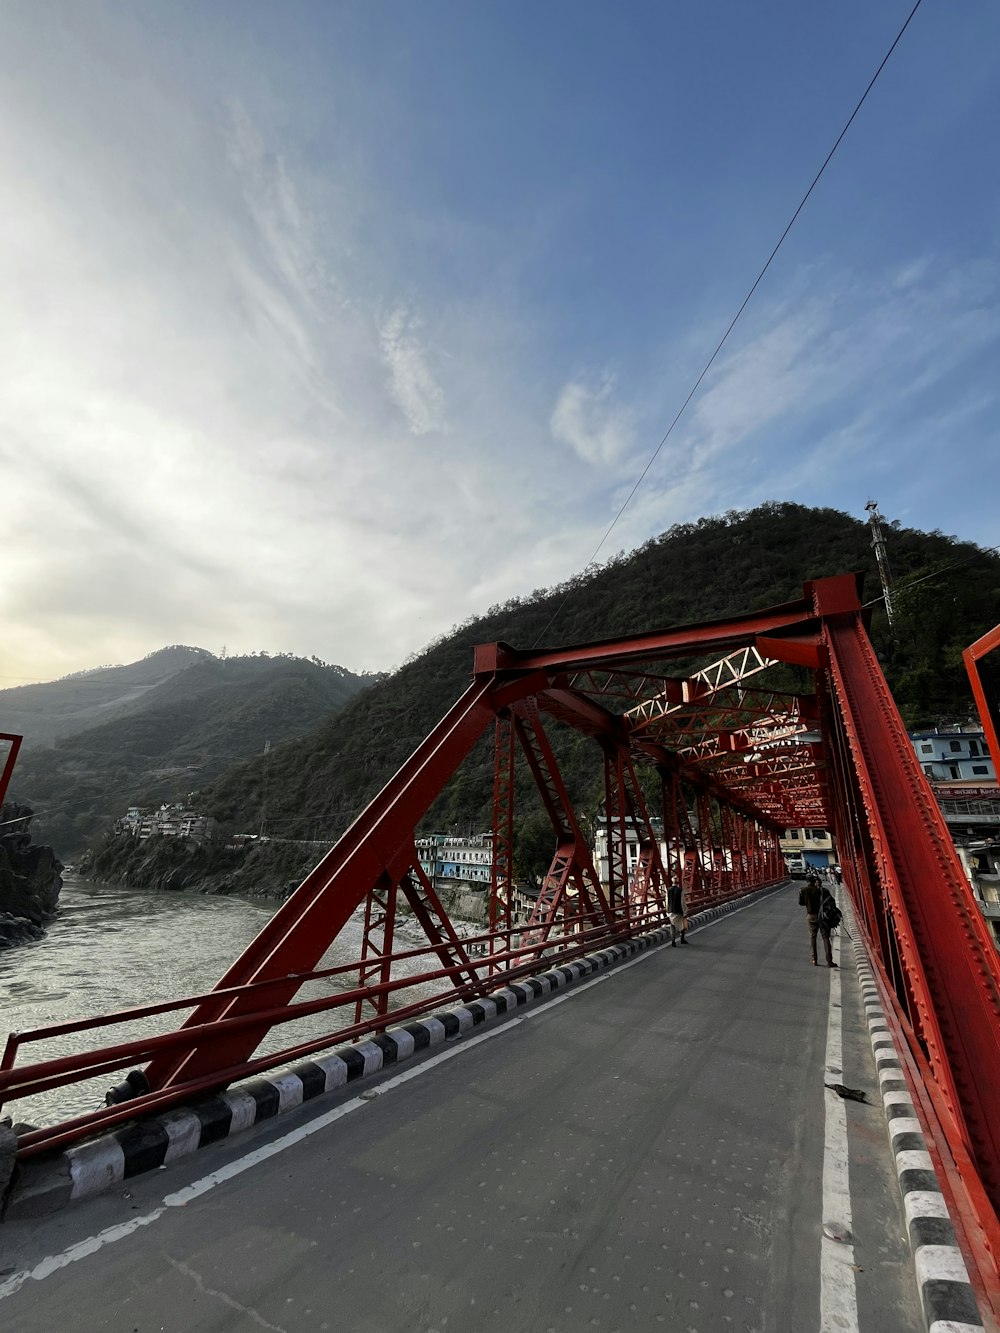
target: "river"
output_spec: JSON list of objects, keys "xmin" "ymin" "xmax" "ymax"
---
[{"xmin": 0, "ymin": 874, "xmax": 472, "ymax": 1128}]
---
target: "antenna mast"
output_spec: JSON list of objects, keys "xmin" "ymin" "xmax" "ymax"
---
[{"xmin": 865, "ymin": 500, "xmax": 895, "ymax": 627}]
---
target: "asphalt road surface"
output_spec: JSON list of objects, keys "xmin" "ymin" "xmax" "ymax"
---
[{"xmin": 1, "ymin": 887, "xmax": 923, "ymax": 1332}]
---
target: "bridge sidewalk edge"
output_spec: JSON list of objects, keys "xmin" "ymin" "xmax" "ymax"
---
[{"xmin": 842, "ymin": 896, "xmax": 987, "ymax": 1333}]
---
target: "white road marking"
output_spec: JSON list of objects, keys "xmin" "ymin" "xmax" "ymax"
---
[
  {"xmin": 0, "ymin": 1208, "xmax": 166, "ymax": 1299},
  {"xmin": 0, "ymin": 889, "xmax": 784, "ymax": 1300},
  {"xmin": 821, "ymin": 929, "xmax": 860, "ymax": 1332},
  {"xmin": 0, "ymin": 1022, "xmax": 521, "ymax": 1300}
]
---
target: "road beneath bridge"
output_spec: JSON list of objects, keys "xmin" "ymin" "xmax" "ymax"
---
[{"xmin": 2, "ymin": 887, "xmax": 923, "ymax": 1332}]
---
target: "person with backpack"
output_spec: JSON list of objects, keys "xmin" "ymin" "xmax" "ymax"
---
[
  {"xmin": 668, "ymin": 882, "xmax": 688, "ymax": 946},
  {"xmin": 798, "ymin": 873, "xmax": 838, "ymax": 967}
]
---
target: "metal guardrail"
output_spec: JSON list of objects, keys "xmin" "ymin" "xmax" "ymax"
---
[{"xmin": 2, "ymin": 887, "xmax": 783, "ymax": 1159}]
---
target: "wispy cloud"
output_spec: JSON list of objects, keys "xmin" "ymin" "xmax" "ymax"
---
[
  {"xmin": 550, "ymin": 375, "xmax": 633, "ymax": 465},
  {"xmin": 668, "ymin": 258, "xmax": 999, "ymax": 473},
  {"xmin": 379, "ymin": 308, "xmax": 447, "ymax": 436}
]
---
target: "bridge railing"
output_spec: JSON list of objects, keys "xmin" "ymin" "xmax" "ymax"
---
[{"xmin": 2, "ymin": 893, "xmax": 697, "ymax": 1157}]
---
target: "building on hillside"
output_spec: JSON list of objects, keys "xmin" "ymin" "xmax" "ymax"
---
[
  {"xmin": 780, "ymin": 827, "xmax": 835, "ymax": 872},
  {"xmin": 117, "ymin": 802, "xmax": 215, "ymax": 844},
  {"xmin": 415, "ymin": 832, "xmax": 493, "ymax": 890},
  {"xmin": 909, "ymin": 727, "xmax": 996, "ymax": 782}
]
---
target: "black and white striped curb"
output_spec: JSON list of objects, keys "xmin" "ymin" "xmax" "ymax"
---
[
  {"xmin": 843, "ymin": 900, "xmax": 985, "ymax": 1333},
  {"xmin": 4, "ymin": 882, "xmax": 786, "ymax": 1220}
]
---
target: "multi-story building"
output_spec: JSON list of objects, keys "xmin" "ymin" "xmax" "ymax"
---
[
  {"xmin": 909, "ymin": 727, "xmax": 996, "ymax": 782},
  {"xmin": 780, "ymin": 827, "xmax": 835, "ymax": 872},
  {"xmin": 415, "ymin": 832, "xmax": 493, "ymax": 889}
]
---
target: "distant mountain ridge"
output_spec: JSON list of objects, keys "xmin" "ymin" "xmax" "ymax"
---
[
  {"xmin": 5, "ymin": 651, "xmax": 382, "ymax": 856},
  {"xmin": 0, "ymin": 646, "xmax": 214, "ymax": 746}
]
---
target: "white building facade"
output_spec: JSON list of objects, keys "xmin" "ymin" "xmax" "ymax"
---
[{"xmin": 910, "ymin": 728, "xmax": 996, "ymax": 782}]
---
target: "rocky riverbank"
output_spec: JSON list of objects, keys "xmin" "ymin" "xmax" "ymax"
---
[
  {"xmin": 81, "ymin": 831, "xmax": 351, "ymax": 903},
  {"xmin": 79, "ymin": 831, "xmax": 489, "ymax": 922},
  {"xmin": 0, "ymin": 804, "xmax": 63, "ymax": 947}
]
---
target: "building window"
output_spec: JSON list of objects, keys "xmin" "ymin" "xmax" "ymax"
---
[
  {"xmin": 972, "ymin": 765, "xmax": 989, "ymax": 775},
  {"xmin": 920, "ymin": 743, "xmax": 933, "ymax": 755},
  {"xmin": 949, "ymin": 741, "xmax": 962, "ymax": 752}
]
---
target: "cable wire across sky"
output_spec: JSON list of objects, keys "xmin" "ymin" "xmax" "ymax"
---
[{"xmin": 534, "ymin": 0, "xmax": 926, "ymax": 645}]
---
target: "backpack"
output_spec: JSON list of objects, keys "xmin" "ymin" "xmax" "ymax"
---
[{"xmin": 819, "ymin": 893, "xmax": 843, "ymax": 933}]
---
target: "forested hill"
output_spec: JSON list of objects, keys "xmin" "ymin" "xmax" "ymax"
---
[
  {"xmin": 0, "ymin": 645, "xmax": 213, "ymax": 747},
  {"xmin": 202, "ymin": 503, "xmax": 1000, "ymax": 849},
  {"xmin": 10, "ymin": 654, "xmax": 381, "ymax": 856}
]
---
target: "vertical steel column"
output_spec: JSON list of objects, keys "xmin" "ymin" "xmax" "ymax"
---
[
  {"xmin": 515, "ymin": 703, "xmax": 611, "ymax": 945},
  {"xmin": 603, "ymin": 746, "xmax": 631, "ymax": 918},
  {"xmin": 963, "ymin": 623, "xmax": 1000, "ymax": 781},
  {"xmin": 354, "ymin": 872, "xmax": 398, "ymax": 1026},
  {"xmin": 663, "ymin": 771, "xmax": 682, "ymax": 886},
  {"xmin": 619, "ymin": 748, "xmax": 669, "ymax": 917},
  {"xmin": 695, "ymin": 792, "xmax": 713, "ymax": 904},
  {"xmin": 489, "ymin": 713, "xmax": 516, "ymax": 976}
]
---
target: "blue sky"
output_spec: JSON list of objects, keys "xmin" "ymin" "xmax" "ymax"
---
[{"xmin": 1, "ymin": 1, "xmax": 997, "ymax": 681}]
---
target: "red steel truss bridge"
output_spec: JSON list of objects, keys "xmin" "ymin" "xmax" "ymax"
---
[{"xmin": 3, "ymin": 572, "xmax": 1000, "ymax": 1299}]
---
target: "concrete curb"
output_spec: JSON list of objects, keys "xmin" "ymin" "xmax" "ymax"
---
[
  {"xmin": 4, "ymin": 883, "xmax": 786, "ymax": 1220},
  {"xmin": 842, "ymin": 897, "xmax": 985, "ymax": 1333}
]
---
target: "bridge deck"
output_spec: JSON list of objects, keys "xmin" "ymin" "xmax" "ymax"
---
[{"xmin": 1, "ymin": 889, "xmax": 924, "ymax": 1331}]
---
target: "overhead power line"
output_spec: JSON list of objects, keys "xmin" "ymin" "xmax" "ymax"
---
[
  {"xmin": 862, "ymin": 543, "xmax": 1000, "ymax": 610},
  {"xmin": 534, "ymin": 0, "xmax": 925, "ymax": 646}
]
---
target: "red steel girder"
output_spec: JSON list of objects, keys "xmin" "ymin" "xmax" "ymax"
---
[
  {"xmin": 145, "ymin": 676, "xmax": 504, "ymax": 1090},
  {"xmin": 625, "ymin": 645, "xmax": 777, "ymax": 727},
  {"xmin": 822, "ymin": 592, "xmax": 1000, "ymax": 1222},
  {"xmin": 0, "ymin": 733, "xmax": 23, "ymax": 809},
  {"xmin": 474, "ymin": 596, "xmax": 815, "ymax": 676},
  {"xmin": 964, "ymin": 621, "xmax": 1000, "ymax": 783},
  {"xmin": 603, "ymin": 746, "xmax": 632, "ymax": 916},
  {"xmin": 514, "ymin": 700, "xmax": 611, "ymax": 936},
  {"xmin": 489, "ymin": 713, "xmax": 516, "ymax": 973}
]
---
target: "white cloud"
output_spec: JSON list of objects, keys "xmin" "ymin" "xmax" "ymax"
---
[
  {"xmin": 379, "ymin": 308, "xmax": 447, "ymax": 436},
  {"xmin": 550, "ymin": 375, "xmax": 633, "ymax": 465},
  {"xmin": 669, "ymin": 259, "xmax": 1000, "ymax": 481}
]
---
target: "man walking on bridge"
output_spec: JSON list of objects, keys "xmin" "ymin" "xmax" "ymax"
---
[
  {"xmin": 799, "ymin": 873, "xmax": 836, "ymax": 967},
  {"xmin": 669, "ymin": 882, "xmax": 688, "ymax": 946}
]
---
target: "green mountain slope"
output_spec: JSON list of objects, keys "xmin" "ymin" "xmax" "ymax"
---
[
  {"xmin": 0, "ymin": 646, "xmax": 213, "ymax": 746},
  {"xmin": 201, "ymin": 503, "xmax": 1000, "ymax": 854},
  {"xmin": 8, "ymin": 654, "xmax": 381, "ymax": 856}
]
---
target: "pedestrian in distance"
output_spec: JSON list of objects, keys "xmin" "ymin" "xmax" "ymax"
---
[
  {"xmin": 798, "ymin": 873, "xmax": 837, "ymax": 967},
  {"xmin": 668, "ymin": 882, "xmax": 689, "ymax": 946}
]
